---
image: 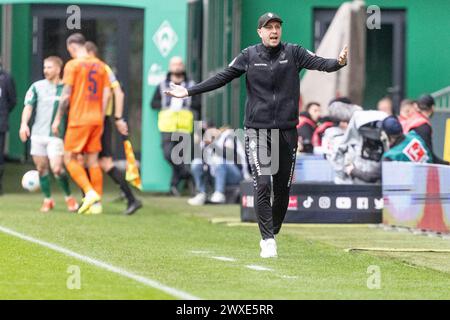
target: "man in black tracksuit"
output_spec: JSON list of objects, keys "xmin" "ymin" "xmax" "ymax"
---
[{"xmin": 165, "ymin": 12, "xmax": 347, "ymax": 258}]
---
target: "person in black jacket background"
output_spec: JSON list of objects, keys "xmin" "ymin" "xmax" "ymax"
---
[
  {"xmin": 165, "ymin": 12, "xmax": 347, "ymax": 258},
  {"xmin": 0, "ymin": 59, "xmax": 17, "ymax": 195}
]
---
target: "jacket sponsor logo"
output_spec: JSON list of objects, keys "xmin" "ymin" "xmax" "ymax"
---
[
  {"xmin": 288, "ymin": 196, "xmax": 298, "ymax": 210},
  {"xmin": 403, "ymin": 139, "xmax": 428, "ymax": 162},
  {"xmin": 254, "ymin": 63, "xmax": 268, "ymax": 67},
  {"xmin": 279, "ymin": 60, "xmax": 288, "ymax": 64}
]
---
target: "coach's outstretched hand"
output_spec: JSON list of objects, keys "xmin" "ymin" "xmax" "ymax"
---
[
  {"xmin": 164, "ymin": 82, "xmax": 189, "ymax": 98},
  {"xmin": 338, "ymin": 45, "xmax": 348, "ymax": 66}
]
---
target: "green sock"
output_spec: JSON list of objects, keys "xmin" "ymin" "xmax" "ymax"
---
[
  {"xmin": 56, "ymin": 172, "xmax": 72, "ymax": 196},
  {"xmin": 39, "ymin": 174, "xmax": 51, "ymax": 199}
]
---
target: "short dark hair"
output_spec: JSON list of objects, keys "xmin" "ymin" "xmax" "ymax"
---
[
  {"xmin": 66, "ymin": 33, "xmax": 86, "ymax": 46},
  {"xmin": 418, "ymin": 94, "xmax": 435, "ymax": 111},
  {"xmin": 305, "ymin": 102, "xmax": 320, "ymax": 112},
  {"xmin": 85, "ymin": 41, "xmax": 98, "ymax": 57}
]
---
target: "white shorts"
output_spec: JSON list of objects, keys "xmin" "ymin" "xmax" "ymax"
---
[{"xmin": 30, "ymin": 135, "xmax": 64, "ymax": 158}]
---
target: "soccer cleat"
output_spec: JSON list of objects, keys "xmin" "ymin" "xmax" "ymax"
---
[
  {"xmin": 65, "ymin": 196, "xmax": 79, "ymax": 213},
  {"xmin": 124, "ymin": 199, "xmax": 142, "ymax": 215},
  {"xmin": 188, "ymin": 192, "xmax": 207, "ymax": 206},
  {"xmin": 210, "ymin": 191, "xmax": 226, "ymax": 204},
  {"xmin": 89, "ymin": 202, "xmax": 103, "ymax": 215},
  {"xmin": 260, "ymin": 238, "xmax": 277, "ymax": 258},
  {"xmin": 77, "ymin": 190, "xmax": 101, "ymax": 214},
  {"xmin": 40, "ymin": 198, "xmax": 55, "ymax": 213}
]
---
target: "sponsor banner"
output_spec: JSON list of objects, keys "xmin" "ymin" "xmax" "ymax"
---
[
  {"xmin": 296, "ymin": 195, "xmax": 382, "ymax": 212},
  {"xmin": 383, "ymin": 162, "xmax": 450, "ymax": 233},
  {"xmin": 240, "ymin": 181, "xmax": 382, "ymax": 224},
  {"xmin": 288, "ymin": 196, "xmax": 298, "ymax": 211}
]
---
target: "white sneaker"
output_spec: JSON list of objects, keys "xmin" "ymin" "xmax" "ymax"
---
[
  {"xmin": 210, "ymin": 191, "xmax": 226, "ymax": 204},
  {"xmin": 188, "ymin": 193, "xmax": 206, "ymax": 206},
  {"xmin": 260, "ymin": 238, "xmax": 277, "ymax": 258}
]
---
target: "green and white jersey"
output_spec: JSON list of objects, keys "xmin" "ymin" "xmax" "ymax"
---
[{"xmin": 24, "ymin": 79, "xmax": 66, "ymax": 138}]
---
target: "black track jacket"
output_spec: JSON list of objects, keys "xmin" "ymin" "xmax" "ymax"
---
[{"xmin": 187, "ymin": 42, "xmax": 345, "ymax": 129}]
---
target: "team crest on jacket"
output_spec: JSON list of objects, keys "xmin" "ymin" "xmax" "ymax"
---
[{"xmin": 403, "ymin": 138, "xmax": 428, "ymax": 162}]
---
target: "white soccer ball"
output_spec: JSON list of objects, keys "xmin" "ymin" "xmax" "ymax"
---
[{"xmin": 22, "ymin": 170, "xmax": 40, "ymax": 192}]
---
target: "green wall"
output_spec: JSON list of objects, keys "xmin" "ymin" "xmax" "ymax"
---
[
  {"xmin": 140, "ymin": 2, "xmax": 188, "ymax": 192},
  {"xmin": 9, "ymin": 4, "xmax": 31, "ymax": 159},
  {"xmin": 241, "ymin": 0, "xmax": 450, "ymax": 102},
  {"xmin": 1, "ymin": 0, "xmax": 188, "ymax": 191}
]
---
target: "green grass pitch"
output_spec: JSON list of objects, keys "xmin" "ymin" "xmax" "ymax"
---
[{"xmin": 1, "ymin": 164, "xmax": 450, "ymax": 299}]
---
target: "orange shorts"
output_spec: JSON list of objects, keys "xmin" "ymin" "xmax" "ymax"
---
[{"xmin": 64, "ymin": 125, "xmax": 103, "ymax": 153}]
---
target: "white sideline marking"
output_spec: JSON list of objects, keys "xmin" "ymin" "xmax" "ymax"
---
[
  {"xmin": 279, "ymin": 275, "xmax": 298, "ymax": 279},
  {"xmin": 0, "ymin": 225, "xmax": 200, "ymax": 300},
  {"xmin": 190, "ymin": 250, "xmax": 212, "ymax": 255},
  {"xmin": 245, "ymin": 265, "xmax": 274, "ymax": 272},
  {"xmin": 210, "ymin": 256, "xmax": 236, "ymax": 262}
]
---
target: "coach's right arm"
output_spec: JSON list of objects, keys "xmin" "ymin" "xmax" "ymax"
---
[{"xmin": 164, "ymin": 50, "xmax": 248, "ymax": 98}]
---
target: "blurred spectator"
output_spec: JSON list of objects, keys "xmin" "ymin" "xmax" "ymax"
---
[
  {"xmin": 151, "ymin": 57, "xmax": 201, "ymax": 195},
  {"xmin": 398, "ymin": 99, "xmax": 416, "ymax": 132},
  {"xmin": 311, "ymin": 97, "xmax": 352, "ymax": 151},
  {"xmin": 188, "ymin": 121, "xmax": 217, "ymax": 205},
  {"xmin": 319, "ymin": 99, "xmax": 362, "ymax": 159},
  {"xmin": 311, "ymin": 116, "xmax": 336, "ymax": 148},
  {"xmin": 0, "ymin": 59, "xmax": 17, "ymax": 195},
  {"xmin": 188, "ymin": 126, "xmax": 249, "ymax": 205},
  {"xmin": 382, "ymin": 116, "xmax": 432, "ymax": 163},
  {"xmin": 336, "ymin": 110, "xmax": 388, "ymax": 184},
  {"xmin": 377, "ymin": 96, "xmax": 394, "ymax": 116},
  {"xmin": 404, "ymin": 94, "xmax": 448, "ymax": 165},
  {"xmin": 297, "ymin": 102, "xmax": 320, "ymax": 153}
]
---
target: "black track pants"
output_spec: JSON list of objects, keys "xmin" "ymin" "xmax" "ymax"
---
[{"xmin": 245, "ymin": 128, "xmax": 298, "ymax": 240}]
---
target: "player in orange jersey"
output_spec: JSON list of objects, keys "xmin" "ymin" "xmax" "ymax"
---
[{"xmin": 52, "ymin": 33, "xmax": 111, "ymax": 214}]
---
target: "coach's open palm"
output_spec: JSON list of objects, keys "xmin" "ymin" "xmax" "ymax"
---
[
  {"xmin": 164, "ymin": 83, "xmax": 189, "ymax": 98},
  {"xmin": 338, "ymin": 45, "xmax": 348, "ymax": 66}
]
